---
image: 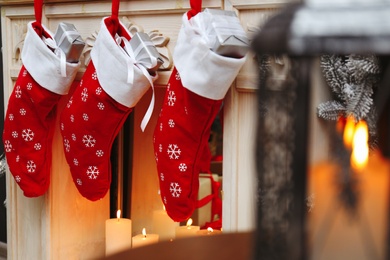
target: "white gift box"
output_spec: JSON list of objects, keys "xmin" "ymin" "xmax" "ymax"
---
[
  {"xmin": 54, "ymin": 22, "xmax": 85, "ymax": 63},
  {"xmin": 191, "ymin": 173, "xmax": 222, "ymax": 228},
  {"xmin": 129, "ymin": 32, "xmax": 163, "ymax": 71},
  {"xmin": 204, "ymin": 8, "xmax": 249, "ymax": 58}
]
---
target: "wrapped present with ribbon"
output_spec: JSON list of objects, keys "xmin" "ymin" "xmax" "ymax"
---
[
  {"xmin": 203, "ymin": 8, "xmax": 249, "ymax": 58},
  {"xmin": 54, "ymin": 22, "xmax": 85, "ymax": 63},
  {"xmin": 129, "ymin": 32, "xmax": 163, "ymax": 72}
]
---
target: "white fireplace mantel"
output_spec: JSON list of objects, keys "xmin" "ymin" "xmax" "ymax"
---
[{"xmin": 0, "ymin": 0, "xmax": 290, "ymax": 258}]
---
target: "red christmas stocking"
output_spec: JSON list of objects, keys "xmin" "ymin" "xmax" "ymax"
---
[
  {"xmin": 60, "ymin": 8, "xmax": 156, "ymax": 200},
  {"xmin": 153, "ymin": 3, "xmax": 246, "ymax": 222},
  {"xmin": 2, "ymin": 0, "xmax": 79, "ymax": 197}
]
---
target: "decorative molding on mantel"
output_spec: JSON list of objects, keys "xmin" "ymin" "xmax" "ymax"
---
[
  {"xmin": 0, "ymin": 0, "xmax": 84, "ymax": 6},
  {"xmin": 83, "ymin": 16, "xmax": 172, "ymax": 70},
  {"xmin": 236, "ymin": 73, "xmax": 258, "ymax": 93},
  {"xmin": 0, "ymin": 0, "xmax": 222, "ymax": 10},
  {"xmin": 229, "ymin": 0, "xmax": 297, "ymax": 10},
  {"xmin": 43, "ymin": 0, "xmax": 221, "ymax": 17}
]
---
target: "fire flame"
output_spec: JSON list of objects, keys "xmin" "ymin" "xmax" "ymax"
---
[
  {"xmin": 343, "ymin": 116, "xmax": 355, "ymax": 149},
  {"xmin": 350, "ymin": 121, "xmax": 369, "ymax": 170}
]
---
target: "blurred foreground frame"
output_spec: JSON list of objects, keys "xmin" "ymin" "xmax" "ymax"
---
[{"xmin": 252, "ymin": 2, "xmax": 390, "ymax": 260}]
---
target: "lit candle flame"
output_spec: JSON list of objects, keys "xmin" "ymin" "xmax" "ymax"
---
[
  {"xmin": 343, "ymin": 116, "xmax": 355, "ymax": 149},
  {"xmin": 351, "ymin": 120, "xmax": 369, "ymax": 171},
  {"xmin": 116, "ymin": 210, "xmax": 121, "ymax": 221},
  {"xmin": 186, "ymin": 218, "xmax": 193, "ymax": 228},
  {"xmin": 207, "ymin": 227, "xmax": 213, "ymax": 233},
  {"xmin": 142, "ymin": 228, "xmax": 147, "ymax": 238}
]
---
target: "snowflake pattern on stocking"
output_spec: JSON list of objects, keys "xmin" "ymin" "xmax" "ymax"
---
[
  {"xmin": 67, "ymin": 97, "xmax": 73, "ymax": 108},
  {"xmin": 15, "ymin": 86, "xmax": 22, "ymax": 98},
  {"xmin": 81, "ymin": 88, "xmax": 88, "ymax": 102},
  {"xmin": 22, "ymin": 129, "xmax": 34, "ymax": 141},
  {"xmin": 76, "ymin": 178, "xmax": 82, "ymax": 185},
  {"xmin": 82, "ymin": 135, "xmax": 96, "ymax": 147},
  {"xmin": 160, "ymin": 172, "xmax": 165, "ymax": 181},
  {"xmin": 97, "ymin": 102, "xmax": 105, "ymax": 110},
  {"xmin": 15, "ymin": 175, "xmax": 21, "ymax": 182},
  {"xmin": 168, "ymin": 119, "xmax": 175, "ymax": 128},
  {"xmin": 83, "ymin": 113, "xmax": 89, "ymax": 121},
  {"xmin": 86, "ymin": 166, "xmax": 99, "ymax": 179},
  {"xmin": 12, "ymin": 131, "xmax": 18, "ymax": 138},
  {"xmin": 178, "ymin": 163, "xmax": 187, "ymax": 172},
  {"xmin": 175, "ymin": 71, "xmax": 181, "ymax": 80},
  {"xmin": 34, "ymin": 143, "xmax": 41, "ymax": 150},
  {"xmin": 167, "ymin": 144, "xmax": 181, "ymax": 159},
  {"xmin": 167, "ymin": 91, "xmax": 176, "ymax": 106},
  {"xmin": 64, "ymin": 139, "xmax": 70, "ymax": 152},
  {"xmin": 19, "ymin": 108, "xmax": 26, "ymax": 116},
  {"xmin": 170, "ymin": 182, "xmax": 182, "ymax": 197},
  {"xmin": 4, "ymin": 140, "xmax": 12, "ymax": 152},
  {"xmin": 26, "ymin": 160, "xmax": 36, "ymax": 173},
  {"xmin": 96, "ymin": 87, "xmax": 102, "ymax": 95},
  {"xmin": 92, "ymin": 71, "xmax": 97, "ymax": 80}
]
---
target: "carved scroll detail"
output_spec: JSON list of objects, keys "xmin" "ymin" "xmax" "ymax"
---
[{"xmin": 83, "ymin": 16, "xmax": 172, "ymax": 70}]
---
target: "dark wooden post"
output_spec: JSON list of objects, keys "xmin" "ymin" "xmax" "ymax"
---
[
  {"xmin": 252, "ymin": 3, "xmax": 390, "ymax": 259},
  {"xmin": 254, "ymin": 55, "xmax": 310, "ymax": 260},
  {"xmin": 0, "ymin": 17, "xmax": 7, "ymax": 245}
]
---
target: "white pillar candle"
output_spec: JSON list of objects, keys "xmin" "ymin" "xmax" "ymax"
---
[
  {"xmin": 105, "ymin": 210, "xmax": 132, "ymax": 256},
  {"xmin": 132, "ymin": 228, "xmax": 159, "ymax": 248},
  {"xmin": 196, "ymin": 227, "xmax": 222, "ymax": 236},
  {"xmin": 175, "ymin": 218, "xmax": 200, "ymax": 238},
  {"xmin": 152, "ymin": 208, "xmax": 179, "ymax": 241}
]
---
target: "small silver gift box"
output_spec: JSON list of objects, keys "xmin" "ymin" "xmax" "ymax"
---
[
  {"xmin": 204, "ymin": 8, "xmax": 249, "ymax": 58},
  {"xmin": 54, "ymin": 22, "xmax": 85, "ymax": 63},
  {"xmin": 129, "ymin": 32, "xmax": 163, "ymax": 71}
]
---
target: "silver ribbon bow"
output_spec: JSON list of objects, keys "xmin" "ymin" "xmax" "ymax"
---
[
  {"xmin": 43, "ymin": 37, "xmax": 67, "ymax": 77},
  {"xmin": 116, "ymin": 36, "xmax": 156, "ymax": 132}
]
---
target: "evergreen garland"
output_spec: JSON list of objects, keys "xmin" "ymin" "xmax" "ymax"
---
[{"xmin": 318, "ymin": 54, "xmax": 381, "ymax": 143}]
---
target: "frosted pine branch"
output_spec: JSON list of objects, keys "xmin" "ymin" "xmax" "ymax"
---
[
  {"xmin": 317, "ymin": 101, "xmax": 346, "ymax": 121},
  {"xmin": 347, "ymin": 54, "xmax": 381, "ymax": 75},
  {"xmin": 318, "ymin": 54, "xmax": 382, "ymax": 145},
  {"xmin": 320, "ymin": 55, "xmax": 348, "ymax": 97},
  {"xmin": 347, "ymin": 55, "xmax": 381, "ymax": 85},
  {"xmin": 345, "ymin": 83, "xmax": 373, "ymax": 121}
]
